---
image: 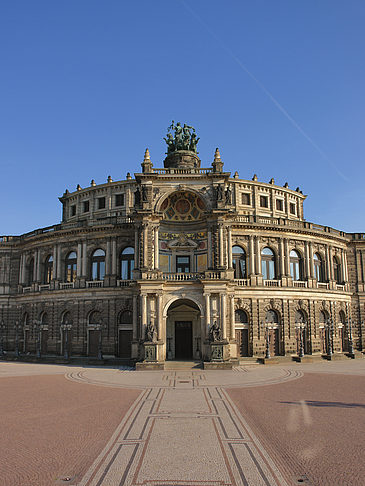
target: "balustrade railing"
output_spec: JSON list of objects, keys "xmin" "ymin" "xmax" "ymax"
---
[
  {"xmin": 60, "ymin": 282, "xmax": 75, "ymax": 289},
  {"xmin": 234, "ymin": 279, "xmax": 249, "ymax": 286},
  {"xmin": 317, "ymin": 282, "xmax": 329, "ymax": 290},
  {"xmin": 117, "ymin": 279, "xmax": 133, "ymax": 287},
  {"xmin": 39, "ymin": 284, "xmax": 50, "ymax": 291},
  {"xmin": 293, "ymin": 281, "xmax": 307, "ymax": 288},
  {"xmin": 264, "ymin": 280, "xmax": 281, "ymax": 287},
  {"xmin": 162, "ymin": 272, "xmax": 202, "ymax": 281},
  {"xmin": 86, "ymin": 280, "xmax": 104, "ymax": 288}
]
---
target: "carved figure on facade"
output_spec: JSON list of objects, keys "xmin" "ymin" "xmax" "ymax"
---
[
  {"xmin": 164, "ymin": 121, "xmax": 199, "ymax": 153},
  {"xmin": 134, "ymin": 187, "xmax": 141, "ymax": 206},
  {"xmin": 141, "ymin": 185, "xmax": 148, "ymax": 203},
  {"xmin": 225, "ymin": 185, "xmax": 232, "ymax": 205},
  {"xmin": 146, "ymin": 321, "xmax": 157, "ymax": 342},
  {"xmin": 216, "ymin": 185, "xmax": 223, "ymax": 202},
  {"xmin": 209, "ymin": 320, "xmax": 222, "ymax": 342}
]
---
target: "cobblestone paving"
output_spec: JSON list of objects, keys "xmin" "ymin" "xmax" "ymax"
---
[{"xmin": 1, "ymin": 360, "xmax": 365, "ymax": 486}]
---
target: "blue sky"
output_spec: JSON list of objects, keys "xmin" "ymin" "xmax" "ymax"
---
[{"xmin": 1, "ymin": 0, "xmax": 365, "ymax": 235}]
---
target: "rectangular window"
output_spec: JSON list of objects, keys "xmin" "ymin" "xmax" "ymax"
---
[
  {"xmin": 83, "ymin": 200, "xmax": 89, "ymax": 213},
  {"xmin": 290, "ymin": 202, "xmax": 296, "ymax": 214},
  {"xmin": 70, "ymin": 205, "xmax": 76, "ymax": 217},
  {"xmin": 176, "ymin": 256, "xmax": 190, "ymax": 273},
  {"xmin": 241, "ymin": 193, "xmax": 251, "ymax": 205},
  {"xmin": 115, "ymin": 194, "xmax": 124, "ymax": 207},
  {"xmin": 98, "ymin": 197, "xmax": 106, "ymax": 209},
  {"xmin": 260, "ymin": 195, "xmax": 268, "ymax": 208},
  {"xmin": 276, "ymin": 199, "xmax": 283, "ymax": 211}
]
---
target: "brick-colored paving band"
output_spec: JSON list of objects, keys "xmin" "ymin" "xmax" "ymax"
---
[
  {"xmin": 227, "ymin": 373, "xmax": 365, "ymax": 486},
  {"xmin": 0, "ymin": 375, "xmax": 141, "ymax": 486}
]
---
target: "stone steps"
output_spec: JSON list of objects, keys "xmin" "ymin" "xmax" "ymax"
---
[{"xmin": 164, "ymin": 361, "xmax": 202, "ymax": 370}]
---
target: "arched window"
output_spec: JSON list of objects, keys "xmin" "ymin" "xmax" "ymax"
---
[
  {"xmin": 290, "ymin": 250, "xmax": 302, "ymax": 281},
  {"xmin": 333, "ymin": 256, "xmax": 342, "ymax": 283},
  {"xmin": 27, "ymin": 258, "xmax": 34, "ymax": 285},
  {"xmin": 339, "ymin": 310, "xmax": 346, "ymax": 325},
  {"xmin": 120, "ymin": 247, "xmax": 135, "ymax": 280},
  {"xmin": 89, "ymin": 310, "xmax": 102, "ymax": 325},
  {"xmin": 65, "ymin": 251, "xmax": 77, "ymax": 283},
  {"xmin": 44, "ymin": 255, "xmax": 54, "ymax": 284},
  {"xmin": 319, "ymin": 310, "xmax": 328, "ymax": 324},
  {"xmin": 23, "ymin": 313, "xmax": 29, "ymax": 326},
  {"xmin": 61, "ymin": 311, "xmax": 72, "ymax": 325},
  {"xmin": 91, "ymin": 249, "xmax": 105, "ymax": 280},
  {"xmin": 295, "ymin": 310, "xmax": 306, "ymax": 324},
  {"xmin": 261, "ymin": 247, "xmax": 276, "ymax": 280},
  {"xmin": 41, "ymin": 312, "xmax": 48, "ymax": 325},
  {"xmin": 235, "ymin": 309, "xmax": 248, "ymax": 323},
  {"xmin": 265, "ymin": 309, "xmax": 279, "ymax": 324},
  {"xmin": 314, "ymin": 253, "xmax": 324, "ymax": 282},
  {"xmin": 119, "ymin": 310, "xmax": 132, "ymax": 325},
  {"xmin": 232, "ymin": 246, "xmax": 246, "ymax": 279}
]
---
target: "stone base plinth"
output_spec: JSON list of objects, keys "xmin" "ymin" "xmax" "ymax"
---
[
  {"xmin": 322, "ymin": 353, "xmax": 347, "ymax": 361},
  {"xmin": 203, "ymin": 361, "xmax": 233, "ymax": 370},
  {"xmin": 292, "ymin": 355, "xmax": 315, "ymax": 363},
  {"xmin": 345, "ymin": 352, "xmax": 356, "ymax": 359},
  {"xmin": 136, "ymin": 361, "xmax": 164, "ymax": 371},
  {"xmin": 257, "ymin": 357, "xmax": 280, "ymax": 365}
]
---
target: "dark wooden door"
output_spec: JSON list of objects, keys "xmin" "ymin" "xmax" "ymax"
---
[
  {"xmin": 175, "ymin": 321, "xmax": 192, "ymax": 359},
  {"xmin": 89, "ymin": 330, "xmax": 100, "ymax": 357},
  {"xmin": 118, "ymin": 330, "xmax": 132, "ymax": 358},
  {"xmin": 236, "ymin": 329, "xmax": 249, "ymax": 357},
  {"xmin": 41, "ymin": 330, "xmax": 48, "ymax": 354},
  {"xmin": 269, "ymin": 329, "xmax": 279, "ymax": 356}
]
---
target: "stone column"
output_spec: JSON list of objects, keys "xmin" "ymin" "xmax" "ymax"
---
[
  {"xmin": 326, "ymin": 246, "xmax": 331, "ymax": 281},
  {"xmin": 57, "ymin": 245, "xmax": 62, "ymax": 281},
  {"xmin": 204, "ymin": 293, "xmax": 211, "ymax": 339},
  {"xmin": 134, "ymin": 226, "xmax": 140, "ymax": 269},
  {"xmin": 141, "ymin": 293, "xmax": 147, "ymax": 339},
  {"xmin": 52, "ymin": 246, "xmax": 57, "ymax": 280},
  {"xmin": 207, "ymin": 229, "xmax": 212, "ymax": 268},
  {"xmin": 77, "ymin": 243, "xmax": 82, "ymax": 277},
  {"xmin": 143, "ymin": 224, "xmax": 148, "ymax": 268},
  {"xmin": 309, "ymin": 242, "xmax": 314, "ymax": 278},
  {"xmin": 219, "ymin": 224, "xmax": 224, "ymax": 267},
  {"xmin": 249, "ymin": 235, "xmax": 255, "ymax": 275},
  {"xmin": 255, "ymin": 236, "xmax": 261, "ymax": 275},
  {"xmin": 35, "ymin": 249, "xmax": 41, "ymax": 282},
  {"xmin": 227, "ymin": 226, "xmax": 232, "ymax": 268},
  {"xmin": 106, "ymin": 239, "xmax": 111, "ymax": 275},
  {"xmin": 284, "ymin": 239, "xmax": 290, "ymax": 276},
  {"xmin": 82, "ymin": 242, "xmax": 87, "ymax": 277},
  {"xmin": 154, "ymin": 226, "xmax": 159, "ymax": 270},
  {"xmin": 230, "ymin": 294, "xmax": 236, "ymax": 340},
  {"xmin": 132, "ymin": 294, "xmax": 138, "ymax": 340},
  {"xmin": 221, "ymin": 293, "xmax": 227, "ymax": 339},
  {"xmin": 341, "ymin": 250, "xmax": 346, "ymax": 283},
  {"xmin": 305, "ymin": 241, "xmax": 311, "ymax": 279},
  {"xmin": 279, "ymin": 238, "xmax": 285, "ymax": 277},
  {"xmin": 343, "ymin": 251, "xmax": 349, "ymax": 282},
  {"xmin": 112, "ymin": 238, "xmax": 117, "ymax": 276},
  {"xmin": 157, "ymin": 293, "xmax": 163, "ymax": 340},
  {"xmin": 19, "ymin": 254, "xmax": 24, "ymax": 284}
]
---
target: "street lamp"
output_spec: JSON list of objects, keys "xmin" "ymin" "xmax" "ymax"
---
[
  {"xmin": 14, "ymin": 321, "xmax": 22, "ymax": 357},
  {"xmin": 33, "ymin": 320, "xmax": 42, "ymax": 358},
  {"xmin": 296, "ymin": 321, "xmax": 305, "ymax": 358},
  {"xmin": 0, "ymin": 320, "xmax": 6, "ymax": 357},
  {"xmin": 97, "ymin": 320, "xmax": 106, "ymax": 361},
  {"xmin": 325, "ymin": 318, "xmax": 333, "ymax": 357},
  {"xmin": 347, "ymin": 317, "xmax": 354, "ymax": 355},
  {"xmin": 61, "ymin": 321, "xmax": 73, "ymax": 360},
  {"xmin": 261, "ymin": 321, "xmax": 271, "ymax": 359}
]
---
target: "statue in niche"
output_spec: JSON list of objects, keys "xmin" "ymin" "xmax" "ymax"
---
[
  {"xmin": 146, "ymin": 321, "xmax": 157, "ymax": 342},
  {"xmin": 225, "ymin": 185, "xmax": 232, "ymax": 204},
  {"xmin": 209, "ymin": 320, "xmax": 222, "ymax": 342},
  {"xmin": 134, "ymin": 187, "xmax": 141, "ymax": 206},
  {"xmin": 216, "ymin": 184, "xmax": 223, "ymax": 201},
  {"xmin": 142, "ymin": 185, "xmax": 148, "ymax": 202}
]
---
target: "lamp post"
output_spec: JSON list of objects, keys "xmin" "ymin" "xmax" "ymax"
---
[
  {"xmin": 14, "ymin": 321, "xmax": 22, "ymax": 357},
  {"xmin": 61, "ymin": 321, "xmax": 73, "ymax": 360},
  {"xmin": 34, "ymin": 320, "xmax": 42, "ymax": 358},
  {"xmin": 296, "ymin": 321, "xmax": 305, "ymax": 358},
  {"xmin": 325, "ymin": 318, "xmax": 333, "ymax": 357},
  {"xmin": 97, "ymin": 320, "xmax": 106, "ymax": 361},
  {"xmin": 0, "ymin": 320, "xmax": 6, "ymax": 357},
  {"xmin": 261, "ymin": 321, "xmax": 271, "ymax": 359},
  {"xmin": 347, "ymin": 317, "xmax": 354, "ymax": 355}
]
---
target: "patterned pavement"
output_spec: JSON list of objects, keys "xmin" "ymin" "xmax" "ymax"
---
[{"xmin": 1, "ymin": 359, "xmax": 365, "ymax": 486}]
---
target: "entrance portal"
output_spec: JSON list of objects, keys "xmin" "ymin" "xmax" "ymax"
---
[
  {"xmin": 166, "ymin": 299, "xmax": 201, "ymax": 360},
  {"xmin": 175, "ymin": 321, "xmax": 193, "ymax": 359}
]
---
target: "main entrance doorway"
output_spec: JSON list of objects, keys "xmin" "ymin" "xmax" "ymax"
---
[
  {"xmin": 166, "ymin": 299, "xmax": 201, "ymax": 361},
  {"xmin": 175, "ymin": 321, "xmax": 193, "ymax": 359}
]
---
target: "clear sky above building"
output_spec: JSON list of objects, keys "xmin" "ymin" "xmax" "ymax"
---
[{"xmin": 1, "ymin": 0, "xmax": 364, "ymax": 235}]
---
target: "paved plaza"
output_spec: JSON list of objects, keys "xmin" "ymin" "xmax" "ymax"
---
[{"xmin": 1, "ymin": 360, "xmax": 365, "ymax": 486}]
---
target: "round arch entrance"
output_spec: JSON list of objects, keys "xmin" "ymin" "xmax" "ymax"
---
[{"xmin": 166, "ymin": 299, "xmax": 201, "ymax": 360}]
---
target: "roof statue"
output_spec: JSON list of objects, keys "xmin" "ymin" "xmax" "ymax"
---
[{"xmin": 164, "ymin": 121, "xmax": 200, "ymax": 154}]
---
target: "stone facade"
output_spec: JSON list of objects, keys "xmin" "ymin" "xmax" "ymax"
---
[{"xmin": 1, "ymin": 144, "xmax": 364, "ymax": 363}]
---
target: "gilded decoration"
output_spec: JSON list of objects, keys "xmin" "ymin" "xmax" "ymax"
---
[{"xmin": 161, "ymin": 191, "xmax": 205, "ymax": 221}]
